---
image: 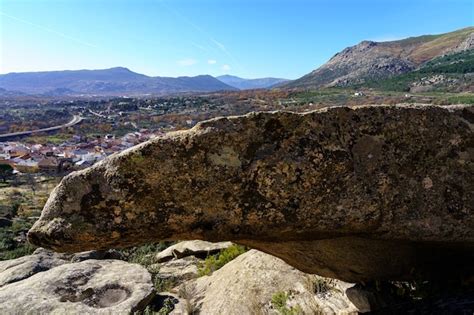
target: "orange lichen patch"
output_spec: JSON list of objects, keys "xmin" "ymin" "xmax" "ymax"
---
[{"xmin": 125, "ymin": 212, "xmax": 136, "ymax": 221}]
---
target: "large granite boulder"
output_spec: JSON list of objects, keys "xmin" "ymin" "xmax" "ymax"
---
[
  {"xmin": 28, "ymin": 105, "xmax": 474, "ymax": 282},
  {"xmin": 0, "ymin": 259, "xmax": 154, "ymax": 314},
  {"xmin": 175, "ymin": 249, "xmax": 365, "ymax": 314}
]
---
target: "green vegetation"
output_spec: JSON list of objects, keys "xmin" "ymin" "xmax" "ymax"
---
[
  {"xmin": 420, "ymin": 50, "xmax": 474, "ymax": 74},
  {"xmin": 0, "ymin": 241, "xmax": 35, "ymax": 260},
  {"xmin": 443, "ymin": 94, "xmax": 474, "ymax": 105},
  {"xmin": 120, "ymin": 242, "xmax": 176, "ymax": 291},
  {"xmin": 125, "ymin": 242, "xmax": 180, "ymax": 315},
  {"xmin": 0, "ymin": 164, "xmax": 14, "ymax": 183},
  {"xmin": 0, "ymin": 177, "xmax": 54, "ymax": 261},
  {"xmin": 136, "ymin": 297, "xmax": 175, "ymax": 315},
  {"xmin": 0, "ymin": 226, "xmax": 36, "ymax": 260},
  {"xmin": 271, "ymin": 291, "xmax": 302, "ymax": 315},
  {"xmin": 121, "ymin": 242, "xmax": 172, "ymax": 266},
  {"xmin": 153, "ymin": 278, "xmax": 176, "ymax": 293},
  {"xmin": 134, "ymin": 297, "xmax": 176, "ymax": 315},
  {"xmin": 289, "ymin": 88, "xmax": 351, "ymax": 106},
  {"xmin": 25, "ymin": 133, "xmax": 72, "ymax": 145},
  {"xmin": 361, "ymin": 50, "xmax": 474, "ymax": 92},
  {"xmin": 156, "ymin": 298, "xmax": 175, "ymax": 315},
  {"xmin": 121, "ymin": 242, "xmax": 181, "ymax": 293},
  {"xmin": 198, "ymin": 244, "xmax": 247, "ymax": 276}
]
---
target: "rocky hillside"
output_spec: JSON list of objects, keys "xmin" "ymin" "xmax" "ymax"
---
[
  {"xmin": 361, "ymin": 49, "xmax": 474, "ymax": 92},
  {"xmin": 0, "ymin": 67, "xmax": 237, "ymax": 96},
  {"xmin": 285, "ymin": 27, "xmax": 474, "ymax": 88}
]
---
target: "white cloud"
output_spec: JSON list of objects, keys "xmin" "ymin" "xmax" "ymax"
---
[
  {"xmin": 177, "ymin": 58, "xmax": 197, "ymax": 66},
  {"xmin": 207, "ymin": 59, "xmax": 217, "ymax": 65},
  {"xmin": 221, "ymin": 64, "xmax": 231, "ymax": 71}
]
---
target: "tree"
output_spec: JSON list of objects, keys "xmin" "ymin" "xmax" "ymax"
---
[
  {"xmin": 24, "ymin": 174, "xmax": 38, "ymax": 196},
  {"xmin": 0, "ymin": 164, "xmax": 14, "ymax": 183}
]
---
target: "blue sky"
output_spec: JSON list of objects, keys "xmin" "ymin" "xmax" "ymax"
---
[{"xmin": 0, "ymin": 0, "xmax": 472, "ymax": 79}]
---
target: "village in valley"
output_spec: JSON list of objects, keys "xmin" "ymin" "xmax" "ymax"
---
[
  {"xmin": 0, "ymin": 87, "xmax": 469, "ymax": 179},
  {"xmin": 0, "ymin": 129, "xmax": 161, "ymax": 174}
]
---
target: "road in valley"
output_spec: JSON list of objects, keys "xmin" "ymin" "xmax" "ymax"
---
[{"xmin": 0, "ymin": 115, "xmax": 83, "ymax": 141}]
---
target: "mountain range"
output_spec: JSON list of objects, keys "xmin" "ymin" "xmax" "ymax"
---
[
  {"xmin": 0, "ymin": 27, "xmax": 472, "ymax": 96},
  {"xmin": 0, "ymin": 67, "xmax": 238, "ymax": 96},
  {"xmin": 0, "ymin": 67, "xmax": 292, "ymax": 96},
  {"xmin": 216, "ymin": 75, "xmax": 289, "ymax": 90}
]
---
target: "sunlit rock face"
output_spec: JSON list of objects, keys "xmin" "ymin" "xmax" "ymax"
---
[{"xmin": 28, "ymin": 105, "xmax": 474, "ymax": 282}]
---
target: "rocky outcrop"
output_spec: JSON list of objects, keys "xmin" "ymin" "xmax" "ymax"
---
[
  {"xmin": 155, "ymin": 240, "xmax": 233, "ymax": 262},
  {"xmin": 176, "ymin": 250, "xmax": 365, "ymax": 314},
  {"xmin": 28, "ymin": 105, "xmax": 474, "ymax": 282},
  {"xmin": 0, "ymin": 248, "xmax": 70, "ymax": 287},
  {"xmin": 298, "ymin": 40, "xmax": 416, "ymax": 88},
  {"xmin": 447, "ymin": 33, "xmax": 474, "ymax": 54},
  {"xmin": 0, "ymin": 259, "xmax": 154, "ymax": 314}
]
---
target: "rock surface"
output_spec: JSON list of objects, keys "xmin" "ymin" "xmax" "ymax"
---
[
  {"xmin": 71, "ymin": 249, "xmax": 124, "ymax": 262},
  {"xmin": 178, "ymin": 250, "xmax": 364, "ymax": 314},
  {"xmin": 153, "ymin": 256, "xmax": 201, "ymax": 284},
  {"xmin": 155, "ymin": 240, "xmax": 233, "ymax": 262},
  {"xmin": 0, "ymin": 248, "xmax": 70, "ymax": 287},
  {"xmin": 28, "ymin": 105, "xmax": 474, "ymax": 282},
  {"xmin": 0, "ymin": 259, "xmax": 154, "ymax": 314}
]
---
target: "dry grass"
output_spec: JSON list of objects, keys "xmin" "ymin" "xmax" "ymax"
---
[{"xmin": 409, "ymin": 27, "xmax": 474, "ymax": 64}]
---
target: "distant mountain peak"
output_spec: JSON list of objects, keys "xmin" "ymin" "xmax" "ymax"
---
[
  {"xmin": 108, "ymin": 66, "xmax": 133, "ymax": 72},
  {"xmin": 285, "ymin": 26, "xmax": 474, "ymax": 89},
  {"xmin": 216, "ymin": 75, "xmax": 290, "ymax": 90}
]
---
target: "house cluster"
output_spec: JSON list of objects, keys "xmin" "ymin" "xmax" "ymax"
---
[{"xmin": 0, "ymin": 130, "xmax": 163, "ymax": 174}]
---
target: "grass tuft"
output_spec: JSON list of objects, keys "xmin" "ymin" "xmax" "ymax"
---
[{"xmin": 197, "ymin": 244, "xmax": 247, "ymax": 276}]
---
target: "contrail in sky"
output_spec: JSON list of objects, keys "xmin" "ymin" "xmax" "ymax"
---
[
  {"xmin": 158, "ymin": 0, "xmax": 245, "ymax": 72},
  {"xmin": 0, "ymin": 10, "xmax": 98, "ymax": 48}
]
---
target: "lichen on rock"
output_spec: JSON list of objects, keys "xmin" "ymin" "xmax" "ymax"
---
[{"xmin": 28, "ymin": 105, "xmax": 474, "ymax": 282}]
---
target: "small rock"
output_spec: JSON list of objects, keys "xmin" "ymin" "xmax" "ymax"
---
[
  {"xmin": 155, "ymin": 241, "xmax": 233, "ymax": 263},
  {"xmin": 152, "ymin": 256, "xmax": 201, "ymax": 286},
  {"xmin": 71, "ymin": 249, "xmax": 124, "ymax": 262}
]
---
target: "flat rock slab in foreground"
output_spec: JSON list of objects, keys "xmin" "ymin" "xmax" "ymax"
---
[
  {"xmin": 0, "ymin": 248, "xmax": 70, "ymax": 288},
  {"xmin": 0, "ymin": 259, "xmax": 154, "ymax": 314},
  {"xmin": 28, "ymin": 105, "xmax": 474, "ymax": 282}
]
